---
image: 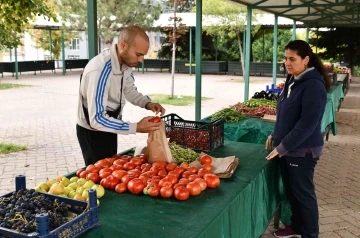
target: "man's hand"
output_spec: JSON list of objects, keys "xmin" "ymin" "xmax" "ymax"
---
[
  {"xmin": 146, "ymin": 102, "xmax": 165, "ymax": 116},
  {"xmin": 266, "ymin": 148, "xmax": 281, "ymax": 160},
  {"xmin": 136, "ymin": 116, "xmax": 161, "ymax": 133},
  {"xmin": 265, "ymin": 135, "xmax": 273, "ymax": 150}
]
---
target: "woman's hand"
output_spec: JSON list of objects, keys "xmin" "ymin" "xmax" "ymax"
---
[
  {"xmin": 266, "ymin": 148, "xmax": 281, "ymax": 160},
  {"xmin": 265, "ymin": 135, "xmax": 273, "ymax": 150}
]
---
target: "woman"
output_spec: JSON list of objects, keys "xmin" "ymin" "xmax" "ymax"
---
[{"xmin": 266, "ymin": 40, "xmax": 332, "ymax": 238}]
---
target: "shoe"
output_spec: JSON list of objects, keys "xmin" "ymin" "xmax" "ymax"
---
[{"xmin": 274, "ymin": 226, "xmax": 301, "ymax": 238}]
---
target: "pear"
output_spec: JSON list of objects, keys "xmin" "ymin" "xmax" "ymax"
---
[
  {"xmin": 68, "ymin": 182, "xmax": 79, "ymax": 190},
  {"xmin": 56, "ymin": 175, "xmax": 64, "ymax": 182},
  {"xmin": 76, "ymin": 186, "xmax": 86, "ymax": 195},
  {"xmin": 36, "ymin": 182, "xmax": 49, "ymax": 192},
  {"xmin": 49, "ymin": 184, "xmax": 65, "ymax": 195},
  {"xmin": 68, "ymin": 190, "xmax": 78, "ymax": 198},
  {"xmin": 34, "ymin": 185, "xmax": 47, "ymax": 193},
  {"xmin": 60, "ymin": 177, "xmax": 70, "ymax": 187},
  {"xmin": 91, "ymin": 185, "xmax": 105, "ymax": 198},
  {"xmin": 64, "ymin": 187, "xmax": 74, "ymax": 196},
  {"xmin": 77, "ymin": 178, "xmax": 87, "ymax": 186},
  {"xmin": 73, "ymin": 194, "xmax": 85, "ymax": 201},
  {"xmin": 47, "ymin": 179, "xmax": 56, "ymax": 188},
  {"xmin": 70, "ymin": 176, "xmax": 79, "ymax": 183},
  {"xmin": 83, "ymin": 180, "xmax": 95, "ymax": 189},
  {"xmin": 86, "ymin": 197, "xmax": 100, "ymax": 205},
  {"xmin": 82, "ymin": 189, "xmax": 90, "ymax": 200}
]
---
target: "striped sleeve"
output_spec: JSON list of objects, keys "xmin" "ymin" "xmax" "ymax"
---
[{"xmin": 86, "ymin": 60, "xmax": 137, "ymax": 134}]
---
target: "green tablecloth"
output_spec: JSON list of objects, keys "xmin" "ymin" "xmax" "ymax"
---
[
  {"xmin": 327, "ymin": 82, "xmax": 345, "ymax": 112},
  {"xmin": 79, "ymin": 142, "xmax": 283, "ymax": 238},
  {"xmin": 321, "ymin": 98, "xmax": 336, "ymax": 136}
]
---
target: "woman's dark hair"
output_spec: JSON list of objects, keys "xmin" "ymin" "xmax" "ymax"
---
[{"xmin": 285, "ymin": 40, "xmax": 331, "ymax": 91}]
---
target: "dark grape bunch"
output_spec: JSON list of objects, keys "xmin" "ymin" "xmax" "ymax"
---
[{"xmin": 0, "ymin": 189, "xmax": 70, "ymax": 234}]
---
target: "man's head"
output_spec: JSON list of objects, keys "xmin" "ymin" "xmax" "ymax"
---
[{"xmin": 117, "ymin": 26, "xmax": 149, "ymax": 67}]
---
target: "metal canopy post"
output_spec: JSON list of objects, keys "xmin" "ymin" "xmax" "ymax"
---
[
  {"xmin": 305, "ymin": 26, "xmax": 310, "ymax": 42},
  {"xmin": 243, "ymin": 31, "xmax": 246, "ymax": 61},
  {"xmin": 195, "ymin": 0, "xmax": 202, "ymax": 121},
  {"xmin": 262, "ymin": 28, "xmax": 265, "ymax": 62},
  {"xmin": 61, "ymin": 30, "xmax": 65, "ymax": 75},
  {"xmin": 87, "ymin": 0, "xmax": 98, "ymax": 60},
  {"xmin": 9, "ymin": 48, "xmax": 12, "ymax": 62},
  {"xmin": 189, "ymin": 27, "xmax": 192, "ymax": 76},
  {"xmin": 292, "ymin": 20, "xmax": 296, "ymax": 40},
  {"xmin": 272, "ymin": 14, "xmax": 278, "ymax": 86},
  {"xmin": 244, "ymin": 6, "xmax": 252, "ymax": 102},
  {"xmin": 49, "ymin": 29, "xmax": 52, "ymax": 60},
  {"xmin": 15, "ymin": 47, "xmax": 19, "ymax": 79}
]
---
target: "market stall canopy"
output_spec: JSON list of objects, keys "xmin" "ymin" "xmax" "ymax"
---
[{"xmin": 229, "ymin": 0, "xmax": 360, "ymax": 27}]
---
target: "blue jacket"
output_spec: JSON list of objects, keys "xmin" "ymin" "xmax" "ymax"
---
[{"xmin": 273, "ymin": 68, "xmax": 327, "ymax": 155}]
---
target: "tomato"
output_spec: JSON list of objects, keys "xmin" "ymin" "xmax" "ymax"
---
[
  {"xmin": 121, "ymin": 174, "xmax": 135, "ymax": 185},
  {"xmin": 198, "ymin": 168, "xmax": 211, "ymax": 178},
  {"xmin": 150, "ymin": 176, "xmax": 161, "ymax": 185},
  {"xmin": 178, "ymin": 178, "xmax": 189, "ymax": 185},
  {"xmin": 143, "ymin": 171, "xmax": 156, "ymax": 178},
  {"xmin": 180, "ymin": 162, "xmax": 189, "ymax": 169},
  {"xmin": 167, "ymin": 171, "xmax": 180, "ymax": 179},
  {"xmin": 127, "ymin": 178, "xmax": 146, "ymax": 195},
  {"xmin": 158, "ymin": 169, "xmax": 168, "ymax": 178},
  {"xmin": 187, "ymin": 166, "xmax": 199, "ymax": 174},
  {"xmin": 86, "ymin": 172, "xmax": 100, "ymax": 184},
  {"xmin": 99, "ymin": 171, "xmax": 112, "ymax": 179},
  {"xmin": 138, "ymin": 174, "xmax": 148, "ymax": 183},
  {"xmin": 105, "ymin": 157, "xmax": 115, "ymax": 164},
  {"xmin": 174, "ymin": 167, "xmax": 186, "ymax": 176},
  {"xmin": 188, "ymin": 174, "xmax": 200, "ymax": 182},
  {"xmin": 86, "ymin": 165, "xmax": 101, "ymax": 173},
  {"xmin": 114, "ymin": 159, "xmax": 127, "ymax": 166},
  {"xmin": 141, "ymin": 163, "xmax": 151, "ymax": 170},
  {"xmin": 186, "ymin": 182, "xmax": 202, "ymax": 196},
  {"xmin": 112, "ymin": 154, "xmax": 122, "ymax": 160},
  {"xmin": 194, "ymin": 178, "xmax": 207, "ymax": 191},
  {"xmin": 202, "ymin": 164, "xmax": 213, "ymax": 172},
  {"xmin": 131, "ymin": 158, "xmax": 143, "ymax": 166},
  {"xmin": 200, "ymin": 155, "xmax": 212, "ymax": 165},
  {"xmin": 174, "ymin": 186, "xmax": 190, "ymax": 201},
  {"xmin": 152, "ymin": 161, "xmax": 167, "ymax": 168},
  {"xmin": 204, "ymin": 174, "xmax": 220, "ymax": 188},
  {"xmin": 112, "ymin": 170, "xmax": 128, "ymax": 180},
  {"xmin": 160, "ymin": 187, "xmax": 173, "ymax": 198},
  {"xmin": 165, "ymin": 163, "xmax": 177, "ymax": 172},
  {"xmin": 173, "ymin": 183, "xmax": 185, "ymax": 189},
  {"xmin": 135, "ymin": 154, "xmax": 148, "ymax": 164},
  {"xmin": 110, "ymin": 164, "xmax": 123, "ymax": 171},
  {"xmin": 165, "ymin": 174, "xmax": 178, "ymax": 185},
  {"xmin": 115, "ymin": 183, "xmax": 127, "ymax": 193},
  {"xmin": 128, "ymin": 169, "xmax": 142, "ymax": 178},
  {"xmin": 148, "ymin": 116, "xmax": 161, "ymax": 123},
  {"xmin": 123, "ymin": 162, "xmax": 136, "ymax": 171},
  {"xmin": 159, "ymin": 178, "xmax": 172, "ymax": 188},
  {"xmin": 144, "ymin": 185, "xmax": 160, "ymax": 197},
  {"xmin": 181, "ymin": 171, "xmax": 193, "ymax": 178},
  {"xmin": 106, "ymin": 175, "xmax": 120, "ymax": 186},
  {"xmin": 95, "ymin": 159, "xmax": 112, "ymax": 168},
  {"xmin": 100, "ymin": 178, "xmax": 107, "ymax": 188},
  {"xmin": 99, "ymin": 168, "xmax": 113, "ymax": 174},
  {"xmin": 79, "ymin": 171, "xmax": 89, "ymax": 179},
  {"xmin": 76, "ymin": 169, "xmax": 85, "ymax": 177}
]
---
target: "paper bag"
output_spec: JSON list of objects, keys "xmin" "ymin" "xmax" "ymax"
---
[{"xmin": 147, "ymin": 121, "xmax": 174, "ymax": 163}]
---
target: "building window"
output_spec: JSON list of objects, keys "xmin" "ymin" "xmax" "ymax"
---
[
  {"xmin": 69, "ymin": 38, "xmax": 80, "ymax": 50},
  {"xmin": 68, "ymin": 55, "xmax": 80, "ymax": 59}
]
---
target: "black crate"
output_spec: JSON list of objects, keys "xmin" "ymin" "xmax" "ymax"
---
[{"xmin": 161, "ymin": 114, "xmax": 224, "ymax": 152}]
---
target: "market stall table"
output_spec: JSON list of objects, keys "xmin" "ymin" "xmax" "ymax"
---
[
  {"xmin": 77, "ymin": 141, "xmax": 283, "ymax": 238},
  {"xmin": 336, "ymin": 73, "xmax": 349, "ymax": 96}
]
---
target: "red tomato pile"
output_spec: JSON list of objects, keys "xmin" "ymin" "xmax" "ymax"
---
[{"xmin": 76, "ymin": 154, "xmax": 220, "ymax": 201}]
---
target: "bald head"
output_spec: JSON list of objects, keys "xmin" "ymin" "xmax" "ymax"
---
[{"xmin": 118, "ymin": 26, "xmax": 149, "ymax": 47}]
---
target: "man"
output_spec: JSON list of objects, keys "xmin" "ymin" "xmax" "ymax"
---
[{"xmin": 76, "ymin": 26, "xmax": 165, "ymax": 166}]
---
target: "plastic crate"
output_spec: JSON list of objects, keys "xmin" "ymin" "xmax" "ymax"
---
[
  {"xmin": 266, "ymin": 84, "xmax": 283, "ymax": 93},
  {"xmin": 0, "ymin": 175, "xmax": 99, "ymax": 238},
  {"xmin": 161, "ymin": 113, "xmax": 224, "ymax": 152}
]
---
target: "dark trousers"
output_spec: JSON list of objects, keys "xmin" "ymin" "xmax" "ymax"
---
[
  {"xmin": 280, "ymin": 153, "xmax": 319, "ymax": 238},
  {"xmin": 76, "ymin": 124, "xmax": 117, "ymax": 166}
]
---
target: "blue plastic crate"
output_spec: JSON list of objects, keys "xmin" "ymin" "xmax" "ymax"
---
[
  {"xmin": 0, "ymin": 175, "xmax": 100, "ymax": 238},
  {"xmin": 265, "ymin": 84, "xmax": 283, "ymax": 94}
]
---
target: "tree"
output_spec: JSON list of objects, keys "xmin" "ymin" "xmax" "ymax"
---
[
  {"xmin": 160, "ymin": 0, "xmax": 195, "ymax": 13},
  {"xmin": 0, "ymin": 0, "xmax": 57, "ymax": 49},
  {"xmin": 252, "ymin": 29, "xmax": 293, "ymax": 62},
  {"xmin": 57, "ymin": 0, "xmax": 162, "ymax": 47},
  {"xmin": 199, "ymin": 0, "xmax": 262, "ymax": 78},
  {"xmin": 308, "ymin": 28, "xmax": 360, "ymax": 67},
  {"xmin": 29, "ymin": 29, "xmax": 75, "ymax": 66}
]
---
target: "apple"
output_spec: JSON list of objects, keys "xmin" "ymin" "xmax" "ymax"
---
[
  {"xmin": 91, "ymin": 185, "xmax": 105, "ymax": 198},
  {"xmin": 83, "ymin": 180, "xmax": 95, "ymax": 189}
]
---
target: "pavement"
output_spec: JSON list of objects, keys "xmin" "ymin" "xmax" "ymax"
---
[{"xmin": 0, "ymin": 70, "xmax": 359, "ymax": 237}]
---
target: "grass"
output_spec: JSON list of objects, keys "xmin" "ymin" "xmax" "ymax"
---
[
  {"xmin": 149, "ymin": 94, "xmax": 212, "ymax": 106},
  {"xmin": 0, "ymin": 143, "xmax": 27, "ymax": 155},
  {"xmin": 0, "ymin": 83, "xmax": 30, "ymax": 90}
]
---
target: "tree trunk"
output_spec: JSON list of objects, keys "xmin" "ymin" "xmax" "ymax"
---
[
  {"xmin": 236, "ymin": 31, "xmax": 245, "ymax": 79},
  {"xmin": 170, "ymin": 0, "xmax": 177, "ymax": 98}
]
